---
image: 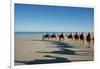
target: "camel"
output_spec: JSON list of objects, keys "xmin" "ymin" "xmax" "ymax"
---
[
  {"xmin": 92, "ymin": 36, "xmax": 94, "ymax": 43},
  {"xmin": 73, "ymin": 32, "xmax": 79, "ymax": 47},
  {"xmin": 79, "ymin": 32, "xmax": 84, "ymax": 44},
  {"xmin": 86, "ymin": 33, "xmax": 91, "ymax": 48},
  {"xmin": 66, "ymin": 33, "xmax": 73, "ymax": 40},
  {"xmin": 42, "ymin": 33, "xmax": 50, "ymax": 40},
  {"xmin": 50, "ymin": 33, "xmax": 57, "ymax": 40},
  {"xmin": 57, "ymin": 33, "xmax": 65, "ymax": 41}
]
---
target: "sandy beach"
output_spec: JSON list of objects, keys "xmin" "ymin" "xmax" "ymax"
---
[{"xmin": 15, "ymin": 35, "xmax": 94, "ymax": 65}]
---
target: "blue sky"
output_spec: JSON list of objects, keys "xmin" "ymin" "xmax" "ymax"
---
[{"xmin": 15, "ymin": 3, "xmax": 94, "ymax": 32}]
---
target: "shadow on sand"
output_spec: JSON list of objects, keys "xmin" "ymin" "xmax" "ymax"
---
[
  {"xmin": 15, "ymin": 55, "xmax": 71, "ymax": 65},
  {"xmin": 30, "ymin": 39, "xmax": 73, "ymax": 48},
  {"xmin": 35, "ymin": 39, "xmax": 76, "ymax": 55},
  {"xmin": 15, "ymin": 39, "xmax": 76, "ymax": 65},
  {"xmin": 37, "ymin": 48, "xmax": 76, "ymax": 55}
]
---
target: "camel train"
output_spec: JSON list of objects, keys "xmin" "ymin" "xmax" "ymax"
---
[{"xmin": 42, "ymin": 32, "xmax": 94, "ymax": 48}]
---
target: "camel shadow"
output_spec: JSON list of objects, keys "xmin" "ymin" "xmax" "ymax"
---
[
  {"xmin": 30, "ymin": 39, "xmax": 73, "ymax": 48},
  {"xmin": 35, "ymin": 40, "xmax": 76, "ymax": 55},
  {"xmin": 15, "ymin": 55, "xmax": 71, "ymax": 65},
  {"xmin": 49, "ymin": 41, "xmax": 73, "ymax": 48},
  {"xmin": 14, "ymin": 39, "xmax": 76, "ymax": 65},
  {"xmin": 37, "ymin": 48, "xmax": 76, "ymax": 55}
]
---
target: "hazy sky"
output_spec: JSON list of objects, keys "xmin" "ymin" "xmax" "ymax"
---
[{"xmin": 15, "ymin": 4, "xmax": 94, "ymax": 32}]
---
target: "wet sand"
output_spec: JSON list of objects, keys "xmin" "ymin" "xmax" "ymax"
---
[{"xmin": 15, "ymin": 36, "xmax": 94, "ymax": 65}]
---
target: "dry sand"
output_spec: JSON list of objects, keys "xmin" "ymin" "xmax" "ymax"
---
[{"xmin": 15, "ymin": 36, "xmax": 94, "ymax": 65}]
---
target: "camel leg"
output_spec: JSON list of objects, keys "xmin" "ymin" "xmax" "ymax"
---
[
  {"xmin": 59, "ymin": 37, "xmax": 61, "ymax": 41},
  {"xmin": 83, "ymin": 40, "xmax": 84, "ymax": 46},
  {"xmin": 75, "ymin": 39, "xmax": 78, "ymax": 47},
  {"xmin": 42, "ymin": 37, "xmax": 44, "ymax": 40},
  {"xmin": 48, "ymin": 37, "xmax": 50, "ymax": 40},
  {"xmin": 42, "ymin": 37, "xmax": 43, "ymax": 40},
  {"xmin": 76, "ymin": 40, "xmax": 78, "ymax": 47},
  {"xmin": 62, "ymin": 37, "xmax": 64, "ymax": 41},
  {"xmin": 80, "ymin": 40, "xmax": 83, "ymax": 47},
  {"xmin": 74, "ymin": 40, "xmax": 76, "ymax": 47},
  {"xmin": 88, "ymin": 42, "xmax": 91, "ymax": 48},
  {"xmin": 55, "ymin": 37, "xmax": 57, "ymax": 40}
]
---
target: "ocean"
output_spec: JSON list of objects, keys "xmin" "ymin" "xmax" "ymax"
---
[
  {"xmin": 15, "ymin": 32, "xmax": 68, "ymax": 36},
  {"xmin": 15, "ymin": 32, "xmax": 94, "ymax": 37}
]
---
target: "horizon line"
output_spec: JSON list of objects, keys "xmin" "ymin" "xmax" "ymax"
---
[{"xmin": 15, "ymin": 31, "xmax": 94, "ymax": 33}]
